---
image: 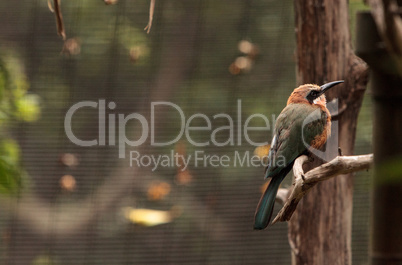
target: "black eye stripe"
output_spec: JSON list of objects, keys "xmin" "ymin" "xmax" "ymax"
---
[{"xmin": 306, "ymin": 90, "xmax": 320, "ymax": 102}]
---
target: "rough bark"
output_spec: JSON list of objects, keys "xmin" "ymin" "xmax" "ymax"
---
[{"xmin": 289, "ymin": 0, "xmax": 369, "ymax": 264}]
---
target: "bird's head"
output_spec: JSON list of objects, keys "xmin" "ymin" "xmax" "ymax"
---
[{"xmin": 287, "ymin": 81, "xmax": 344, "ymax": 106}]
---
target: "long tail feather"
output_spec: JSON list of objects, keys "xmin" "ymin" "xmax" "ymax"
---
[{"xmin": 253, "ymin": 171, "xmax": 288, "ymax": 230}]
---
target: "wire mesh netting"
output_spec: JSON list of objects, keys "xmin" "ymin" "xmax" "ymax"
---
[{"xmin": 0, "ymin": 0, "xmax": 372, "ymax": 264}]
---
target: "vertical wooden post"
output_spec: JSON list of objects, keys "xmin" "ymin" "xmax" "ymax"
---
[
  {"xmin": 289, "ymin": 1, "xmax": 368, "ymax": 264},
  {"xmin": 356, "ymin": 11, "xmax": 402, "ymax": 265}
]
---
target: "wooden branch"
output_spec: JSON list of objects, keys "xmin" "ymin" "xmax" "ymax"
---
[
  {"xmin": 272, "ymin": 154, "xmax": 373, "ymax": 224},
  {"xmin": 144, "ymin": 0, "xmax": 156, "ymax": 34},
  {"xmin": 50, "ymin": 0, "xmax": 66, "ymax": 40}
]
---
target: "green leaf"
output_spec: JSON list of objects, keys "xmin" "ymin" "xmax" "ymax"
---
[
  {"xmin": 0, "ymin": 156, "xmax": 20, "ymax": 194},
  {"xmin": 15, "ymin": 94, "xmax": 41, "ymax": 122}
]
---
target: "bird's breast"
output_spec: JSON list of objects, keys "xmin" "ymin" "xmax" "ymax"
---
[{"xmin": 309, "ymin": 104, "xmax": 331, "ymax": 150}]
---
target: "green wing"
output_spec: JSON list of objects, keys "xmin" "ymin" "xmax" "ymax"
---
[{"xmin": 265, "ymin": 103, "xmax": 327, "ymax": 178}]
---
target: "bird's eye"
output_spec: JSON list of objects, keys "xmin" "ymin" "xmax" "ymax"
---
[{"xmin": 306, "ymin": 90, "xmax": 321, "ymax": 102}]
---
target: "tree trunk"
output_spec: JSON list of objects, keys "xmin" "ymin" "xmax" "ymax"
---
[
  {"xmin": 356, "ymin": 8, "xmax": 402, "ymax": 265},
  {"xmin": 288, "ymin": 1, "xmax": 368, "ymax": 264}
]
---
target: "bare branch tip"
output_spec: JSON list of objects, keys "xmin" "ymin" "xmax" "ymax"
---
[
  {"xmin": 338, "ymin": 147, "xmax": 343, "ymax": 156},
  {"xmin": 145, "ymin": 0, "xmax": 155, "ymax": 34}
]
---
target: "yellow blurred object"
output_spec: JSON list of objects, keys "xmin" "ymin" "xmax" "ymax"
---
[
  {"xmin": 123, "ymin": 207, "xmax": 181, "ymax": 227},
  {"xmin": 147, "ymin": 181, "xmax": 171, "ymax": 201},
  {"xmin": 15, "ymin": 94, "xmax": 41, "ymax": 122},
  {"xmin": 254, "ymin": 144, "xmax": 270, "ymax": 158},
  {"xmin": 60, "ymin": 174, "xmax": 76, "ymax": 192}
]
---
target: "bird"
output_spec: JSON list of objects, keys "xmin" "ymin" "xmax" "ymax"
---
[{"xmin": 253, "ymin": 80, "xmax": 344, "ymax": 230}]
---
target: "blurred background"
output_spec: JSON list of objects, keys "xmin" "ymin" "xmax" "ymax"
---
[{"xmin": 0, "ymin": 0, "xmax": 372, "ymax": 264}]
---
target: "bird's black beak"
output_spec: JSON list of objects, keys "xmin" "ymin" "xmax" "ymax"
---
[{"xmin": 319, "ymin": 80, "xmax": 344, "ymax": 95}]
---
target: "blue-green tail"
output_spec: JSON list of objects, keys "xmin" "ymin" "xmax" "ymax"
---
[{"xmin": 253, "ymin": 171, "xmax": 288, "ymax": 230}]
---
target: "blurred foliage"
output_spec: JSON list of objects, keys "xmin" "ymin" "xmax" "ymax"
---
[
  {"xmin": 0, "ymin": 140, "xmax": 20, "ymax": 193},
  {"xmin": 0, "ymin": 55, "xmax": 40, "ymax": 123},
  {"xmin": 0, "ymin": 52, "xmax": 40, "ymax": 194}
]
